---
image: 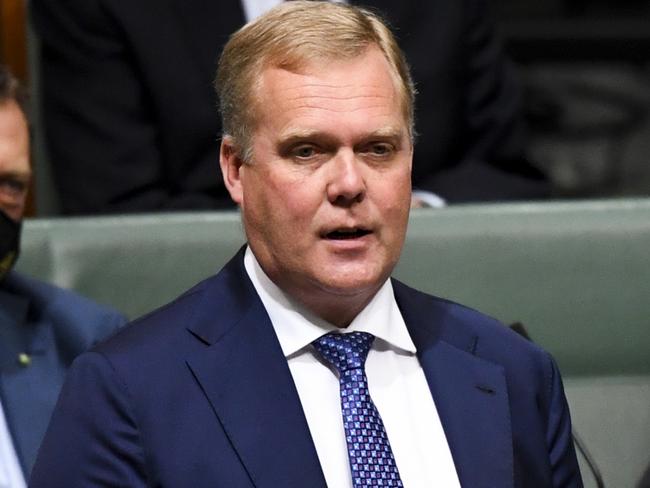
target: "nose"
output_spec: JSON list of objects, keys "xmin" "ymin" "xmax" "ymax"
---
[{"xmin": 326, "ymin": 150, "xmax": 366, "ymax": 207}]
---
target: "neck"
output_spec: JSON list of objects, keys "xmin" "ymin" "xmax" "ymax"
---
[{"xmin": 290, "ymin": 283, "xmax": 381, "ymax": 328}]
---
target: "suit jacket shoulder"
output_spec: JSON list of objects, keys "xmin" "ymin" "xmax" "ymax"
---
[
  {"xmin": 31, "ymin": 250, "xmax": 328, "ymax": 487},
  {"xmin": 31, "ymin": 254, "xmax": 581, "ymax": 487},
  {"xmin": 392, "ymin": 278, "xmax": 582, "ymax": 487},
  {"xmin": 3, "ymin": 272, "xmax": 126, "ymax": 361},
  {"xmin": 0, "ymin": 271, "xmax": 126, "ymax": 475},
  {"xmin": 394, "ymin": 277, "xmax": 549, "ymax": 360}
]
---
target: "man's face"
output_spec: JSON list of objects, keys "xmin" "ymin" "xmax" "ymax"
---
[
  {"xmin": 221, "ymin": 47, "xmax": 412, "ymax": 324},
  {"xmin": 0, "ymin": 100, "xmax": 30, "ymax": 222}
]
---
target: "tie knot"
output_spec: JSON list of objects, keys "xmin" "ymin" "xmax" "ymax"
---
[{"xmin": 312, "ymin": 331, "xmax": 375, "ymax": 373}]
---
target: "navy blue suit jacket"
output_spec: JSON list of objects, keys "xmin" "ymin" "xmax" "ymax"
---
[
  {"xmin": 31, "ymin": 251, "xmax": 582, "ymax": 487},
  {"xmin": 0, "ymin": 271, "xmax": 125, "ymax": 476}
]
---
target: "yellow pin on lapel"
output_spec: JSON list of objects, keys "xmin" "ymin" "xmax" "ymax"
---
[{"xmin": 18, "ymin": 353, "xmax": 31, "ymax": 367}]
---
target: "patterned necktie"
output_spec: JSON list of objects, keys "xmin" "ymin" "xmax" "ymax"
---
[{"xmin": 312, "ymin": 332, "xmax": 404, "ymax": 487}]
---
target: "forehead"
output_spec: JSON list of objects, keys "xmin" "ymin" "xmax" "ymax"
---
[
  {"xmin": 253, "ymin": 48, "xmax": 406, "ymax": 136},
  {"xmin": 0, "ymin": 100, "xmax": 30, "ymax": 173}
]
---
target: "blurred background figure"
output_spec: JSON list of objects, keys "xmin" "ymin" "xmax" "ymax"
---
[
  {"xmin": 495, "ymin": 0, "xmax": 650, "ymax": 198},
  {"xmin": 0, "ymin": 64, "xmax": 125, "ymax": 482},
  {"xmin": 639, "ymin": 463, "xmax": 650, "ymax": 488},
  {"xmin": 3, "ymin": 0, "xmax": 649, "ymax": 216},
  {"xmin": 30, "ymin": 0, "xmax": 548, "ymax": 214}
]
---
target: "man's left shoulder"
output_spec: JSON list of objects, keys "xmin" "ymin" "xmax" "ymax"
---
[{"xmin": 392, "ymin": 278, "xmax": 551, "ymax": 369}]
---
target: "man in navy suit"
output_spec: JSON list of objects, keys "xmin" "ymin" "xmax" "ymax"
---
[
  {"xmin": 31, "ymin": 3, "xmax": 581, "ymax": 486},
  {"xmin": 0, "ymin": 65, "xmax": 125, "ymax": 484}
]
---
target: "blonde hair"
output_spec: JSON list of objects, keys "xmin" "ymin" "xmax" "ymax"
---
[
  {"xmin": 0, "ymin": 64, "xmax": 28, "ymax": 120},
  {"xmin": 215, "ymin": 0, "xmax": 416, "ymax": 161}
]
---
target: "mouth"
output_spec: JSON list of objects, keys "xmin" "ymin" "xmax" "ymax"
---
[{"xmin": 323, "ymin": 227, "xmax": 372, "ymax": 240}]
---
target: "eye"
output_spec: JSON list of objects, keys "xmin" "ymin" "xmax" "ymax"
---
[
  {"xmin": 361, "ymin": 142, "xmax": 395, "ymax": 159},
  {"xmin": 370, "ymin": 143, "xmax": 392, "ymax": 156},
  {"xmin": 0, "ymin": 177, "xmax": 28, "ymax": 200},
  {"xmin": 296, "ymin": 146, "xmax": 315, "ymax": 158},
  {"xmin": 290, "ymin": 144, "xmax": 321, "ymax": 161}
]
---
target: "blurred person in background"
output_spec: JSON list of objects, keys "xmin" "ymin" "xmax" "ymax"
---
[
  {"xmin": 31, "ymin": 0, "xmax": 548, "ymax": 214},
  {"xmin": 0, "ymin": 64, "xmax": 125, "ymax": 484}
]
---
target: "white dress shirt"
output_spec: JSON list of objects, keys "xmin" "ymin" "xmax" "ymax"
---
[
  {"xmin": 244, "ymin": 248, "xmax": 460, "ymax": 487},
  {"xmin": 241, "ymin": 0, "xmax": 347, "ymax": 22},
  {"xmin": 0, "ymin": 401, "xmax": 26, "ymax": 488}
]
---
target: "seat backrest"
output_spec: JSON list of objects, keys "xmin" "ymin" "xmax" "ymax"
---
[{"xmin": 396, "ymin": 199, "xmax": 649, "ymax": 377}]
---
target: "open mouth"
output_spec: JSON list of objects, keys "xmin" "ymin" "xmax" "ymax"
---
[{"xmin": 325, "ymin": 228, "xmax": 372, "ymax": 240}]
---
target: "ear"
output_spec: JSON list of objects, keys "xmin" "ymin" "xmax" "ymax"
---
[{"xmin": 220, "ymin": 135, "xmax": 245, "ymax": 205}]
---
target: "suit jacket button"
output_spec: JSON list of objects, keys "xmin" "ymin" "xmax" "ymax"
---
[{"xmin": 18, "ymin": 353, "xmax": 31, "ymax": 367}]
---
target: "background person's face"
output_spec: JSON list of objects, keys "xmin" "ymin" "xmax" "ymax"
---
[
  {"xmin": 0, "ymin": 100, "xmax": 30, "ymax": 221},
  {"xmin": 231, "ymin": 47, "xmax": 412, "ymax": 324}
]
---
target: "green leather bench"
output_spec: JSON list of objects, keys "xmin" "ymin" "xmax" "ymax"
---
[{"xmin": 17, "ymin": 199, "xmax": 650, "ymax": 488}]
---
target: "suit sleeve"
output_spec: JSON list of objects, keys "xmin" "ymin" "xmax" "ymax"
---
[
  {"xmin": 29, "ymin": 352, "xmax": 150, "ymax": 487},
  {"xmin": 418, "ymin": 0, "xmax": 549, "ymax": 202},
  {"xmin": 31, "ymin": 0, "xmax": 170, "ymax": 214},
  {"xmin": 543, "ymin": 353, "xmax": 584, "ymax": 487}
]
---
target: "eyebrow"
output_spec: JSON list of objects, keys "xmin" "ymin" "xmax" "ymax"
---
[
  {"xmin": 0, "ymin": 170, "xmax": 32, "ymax": 181},
  {"xmin": 364, "ymin": 127, "xmax": 407, "ymax": 141},
  {"xmin": 279, "ymin": 126, "xmax": 407, "ymax": 144}
]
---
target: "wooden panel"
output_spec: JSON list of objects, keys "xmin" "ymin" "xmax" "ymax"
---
[{"xmin": 0, "ymin": 0, "xmax": 27, "ymax": 82}]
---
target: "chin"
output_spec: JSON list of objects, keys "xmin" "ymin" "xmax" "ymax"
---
[{"xmin": 313, "ymin": 269, "xmax": 387, "ymax": 298}]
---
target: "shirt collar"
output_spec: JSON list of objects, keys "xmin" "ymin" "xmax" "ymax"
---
[{"xmin": 244, "ymin": 246, "xmax": 416, "ymax": 358}]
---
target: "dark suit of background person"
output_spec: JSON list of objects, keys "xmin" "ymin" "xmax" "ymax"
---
[
  {"xmin": 0, "ymin": 64, "xmax": 126, "ymax": 480},
  {"xmin": 31, "ymin": 0, "xmax": 547, "ymax": 215},
  {"xmin": 0, "ymin": 271, "xmax": 125, "ymax": 475}
]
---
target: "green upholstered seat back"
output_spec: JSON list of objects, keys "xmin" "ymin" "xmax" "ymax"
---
[{"xmin": 397, "ymin": 200, "xmax": 649, "ymax": 377}]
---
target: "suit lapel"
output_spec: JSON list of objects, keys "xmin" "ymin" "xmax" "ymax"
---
[
  {"xmin": 182, "ymin": 254, "xmax": 516, "ymax": 487},
  {"xmin": 0, "ymin": 288, "xmax": 62, "ymax": 475},
  {"xmin": 185, "ymin": 251, "xmax": 327, "ymax": 488},
  {"xmin": 395, "ymin": 280, "xmax": 514, "ymax": 488}
]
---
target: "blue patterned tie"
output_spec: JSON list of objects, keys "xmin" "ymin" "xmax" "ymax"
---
[{"xmin": 312, "ymin": 332, "xmax": 404, "ymax": 487}]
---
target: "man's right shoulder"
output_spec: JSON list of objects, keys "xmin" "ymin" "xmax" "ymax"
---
[
  {"xmin": 92, "ymin": 275, "xmax": 215, "ymax": 358},
  {"xmin": 90, "ymin": 248, "xmax": 256, "ymax": 364}
]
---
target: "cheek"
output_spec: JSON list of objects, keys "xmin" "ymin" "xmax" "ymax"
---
[
  {"xmin": 244, "ymin": 172, "xmax": 317, "ymax": 235},
  {"xmin": 375, "ymin": 168, "xmax": 411, "ymax": 207},
  {"xmin": 0, "ymin": 196, "xmax": 25, "ymax": 222},
  {"xmin": 375, "ymin": 171, "xmax": 411, "ymax": 245},
  {"xmin": 266, "ymin": 171, "xmax": 322, "ymax": 218},
  {"xmin": 396, "ymin": 166, "xmax": 412, "ymax": 203}
]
